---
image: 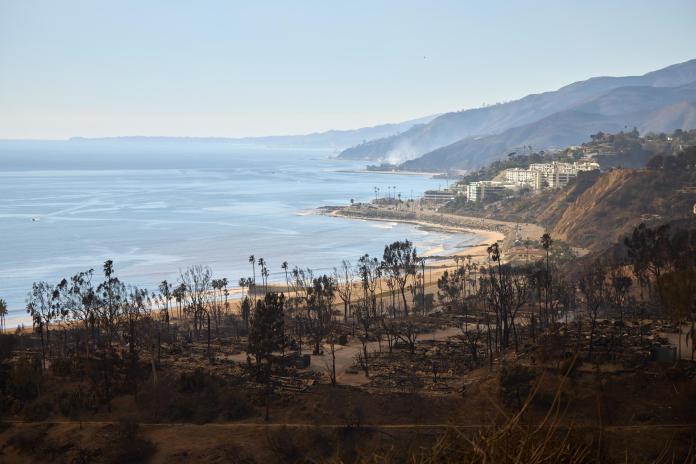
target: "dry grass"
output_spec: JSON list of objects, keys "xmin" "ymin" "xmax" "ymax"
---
[{"xmin": 343, "ymin": 360, "xmax": 696, "ymax": 464}]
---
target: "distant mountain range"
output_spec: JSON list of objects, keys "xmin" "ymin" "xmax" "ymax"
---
[
  {"xmin": 70, "ymin": 114, "xmax": 439, "ymax": 151},
  {"xmin": 339, "ymin": 59, "xmax": 696, "ymax": 171},
  {"xmin": 50, "ymin": 59, "xmax": 696, "ymax": 171}
]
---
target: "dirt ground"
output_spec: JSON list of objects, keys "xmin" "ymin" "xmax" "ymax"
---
[{"xmin": 2, "ymin": 361, "xmax": 695, "ymax": 464}]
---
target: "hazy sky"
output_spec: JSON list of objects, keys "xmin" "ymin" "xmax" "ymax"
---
[{"xmin": 1, "ymin": 0, "xmax": 695, "ymax": 139}]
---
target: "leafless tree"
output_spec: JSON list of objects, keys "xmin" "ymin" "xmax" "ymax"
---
[
  {"xmin": 26, "ymin": 280, "xmax": 58, "ymax": 369},
  {"xmin": 290, "ymin": 266, "xmax": 314, "ymax": 352},
  {"xmin": 306, "ymin": 274, "xmax": 335, "ymax": 355},
  {"xmin": 67, "ymin": 269, "xmax": 97, "ymax": 354},
  {"xmin": 355, "ymin": 301, "xmax": 373, "ymax": 377},
  {"xmin": 461, "ymin": 321, "xmax": 483, "ymax": 367},
  {"xmin": 179, "ymin": 265, "xmax": 213, "ymax": 358},
  {"xmin": 382, "ymin": 240, "xmax": 418, "ymax": 316},
  {"xmin": 96, "ymin": 260, "xmax": 127, "ymax": 348},
  {"xmin": 334, "ymin": 260, "xmax": 353, "ymax": 322},
  {"xmin": 480, "ymin": 254, "xmax": 531, "ymax": 352},
  {"xmin": 157, "ymin": 280, "xmax": 172, "ymax": 335},
  {"xmin": 393, "ymin": 320, "xmax": 419, "ymax": 355},
  {"xmin": 579, "ymin": 265, "xmax": 607, "ymax": 362},
  {"xmin": 324, "ymin": 321, "xmax": 338, "ymax": 386},
  {"xmin": 357, "ymin": 254, "xmax": 380, "ymax": 315}
]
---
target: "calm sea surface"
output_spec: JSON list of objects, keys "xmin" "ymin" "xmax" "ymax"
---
[{"xmin": 0, "ymin": 140, "xmax": 474, "ymax": 325}]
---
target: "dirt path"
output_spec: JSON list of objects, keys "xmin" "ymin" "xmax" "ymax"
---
[{"xmin": 5, "ymin": 419, "xmax": 695, "ymax": 432}]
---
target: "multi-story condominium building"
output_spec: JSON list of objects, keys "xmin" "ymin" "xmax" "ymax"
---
[
  {"xmin": 465, "ymin": 181, "xmax": 510, "ymax": 202},
  {"xmin": 464, "ymin": 160, "xmax": 599, "ymax": 202},
  {"xmin": 505, "ymin": 168, "xmax": 543, "ymax": 190},
  {"xmin": 504, "ymin": 161, "xmax": 599, "ymax": 190},
  {"xmin": 423, "ymin": 189, "xmax": 458, "ymax": 204}
]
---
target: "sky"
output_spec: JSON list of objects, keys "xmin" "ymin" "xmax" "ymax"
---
[{"xmin": 1, "ymin": 0, "xmax": 695, "ymax": 139}]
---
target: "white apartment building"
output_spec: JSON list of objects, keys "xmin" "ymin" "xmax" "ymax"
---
[
  {"xmin": 505, "ymin": 168, "xmax": 542, "ymax": 190},
  {"xmin": 466, "ymin": 181, "xmax": 510, "ymax": 202},
  {"xmin": 423, "ymin": 189, "xmax": 457, "ymax": 204},
  {"xmin": 504, "ymin": 161, "xmax": 599, "ymax": 190}
]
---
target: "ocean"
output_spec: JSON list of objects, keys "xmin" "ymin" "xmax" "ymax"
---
[{"xmin": 0, "ymin": 140, "xmax": 476, "ymax": 325}]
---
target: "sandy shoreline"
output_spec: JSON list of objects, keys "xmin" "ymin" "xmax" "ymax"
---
[{"xmin": 322, "ymin": 207, "xmax": 503, "ymax": 267}]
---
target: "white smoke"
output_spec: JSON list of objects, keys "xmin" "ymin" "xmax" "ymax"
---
[{"xmin": 383, "ymin": 140, "xmax": 419, "ymax": 164}]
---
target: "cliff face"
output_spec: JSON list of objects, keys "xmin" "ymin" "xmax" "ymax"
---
[{"xmin": 551, "ymin": 169, "xmax": 696, "ymax": 249}]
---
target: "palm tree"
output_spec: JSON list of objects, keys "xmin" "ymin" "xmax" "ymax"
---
[
  {"xmin": 541, "ymin": 233, "xmax": 552, "ymax": 265},
  {"xmin": 221, "ymin": 278, "xmax": 229, "ymax": 314},
  {"xmin": 173, "ymin": 283, "xmax": 186, "ymax": 320},
  {"xmin": 282, "ymin": 261, "xmax": 289, "ymax": 294},
  {"xmin": 249, "ymin": 255, "xmax": 256, "ymax": 301},
  {"xmin": 261, "ymin": 263, "xmax": 270, "ymax": 294},
  {"xmin": 541, "ymin": 233, "xmax": 553, "ymax": 326},
  {"xmin": 238, "ymin": 277, "xmax": 248, "ymax": 301},
  {"xmin": 212, "ymin": 278, "xmax": 221, "ymax": 313},
  {"xmin": 158, "ymin": 280, "xmax": 172, "ymax": 331},
  {"xmin": 263, "ymin": 267, "xmax": 270, "ymax": 293},
  {"xmin": 0, "ymin": 298, "xmax": 7, "ymax": 333},
  {"xmin": 258, "ymin": 258, "xmax": 268, "ymax": 293}
]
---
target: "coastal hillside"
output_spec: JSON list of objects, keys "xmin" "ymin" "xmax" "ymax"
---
[
  {"xmin": 446, "ymin": 153, "xmax": 696, "ymax": 251},
  {"xmin": 551, "ymin": 168, "xmax": 696, "ymax": 248},
  {"xmin": 400, "ymin": 81, "xmax": 696, "ymax": 171},
  {"xmin": 339, "ymin": 59, "xmax": 696, "ymax": 167}
]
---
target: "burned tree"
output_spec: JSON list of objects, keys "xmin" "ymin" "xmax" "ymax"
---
[
  {"xmin": 480, "ymin": 245, "xmax": 531, "ymax": 352},
  {"xmin": 26, "ymin": 281, "xmax": 58, "ymax": 370},
  {"xmin": 306, "ymin": 274, "xmax": 336, "ymax": 355},
  {"xmin": 355, "ymin": 301, "xmax": 373, "ymax": 377},
  {"xmin": 393, "ymin": 320, "xmax": 419, "ymax": 355},
  {"xmin": 65, "ymin": 269, "xmax": 97, "ymax": 354},
  {"xmin": 579, "ymin": 265, "xmax": 607, "ymax": 362},
  {"xmin": 437, "ymin": 268, "xmax": 466, "ymax": 313},
  {"xmin": 382, "ymin": 240, "xmax": 418, "ymax": 316},
  {"xmin": 334, "ymin": 260, "xmax": 354, "ymax": 322},
  {"xmin": 179, "ymin": 265, "xmax": 213, "ymax": 358},
  {"xmin": 248, "ymin": 292, "xmax": 285, "ymax": 421},
  {"xmin": 357, "ymin": 254, "xmax": 380, "ymax": 316},
  {"xmin": 96, "ymin": 260, "xmax": 127, "ymax": 348}
]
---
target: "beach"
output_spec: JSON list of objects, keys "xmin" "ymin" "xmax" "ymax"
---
[{"xmin": 323, "ymin": 203, "xmax": 543, "ymax": 267}]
